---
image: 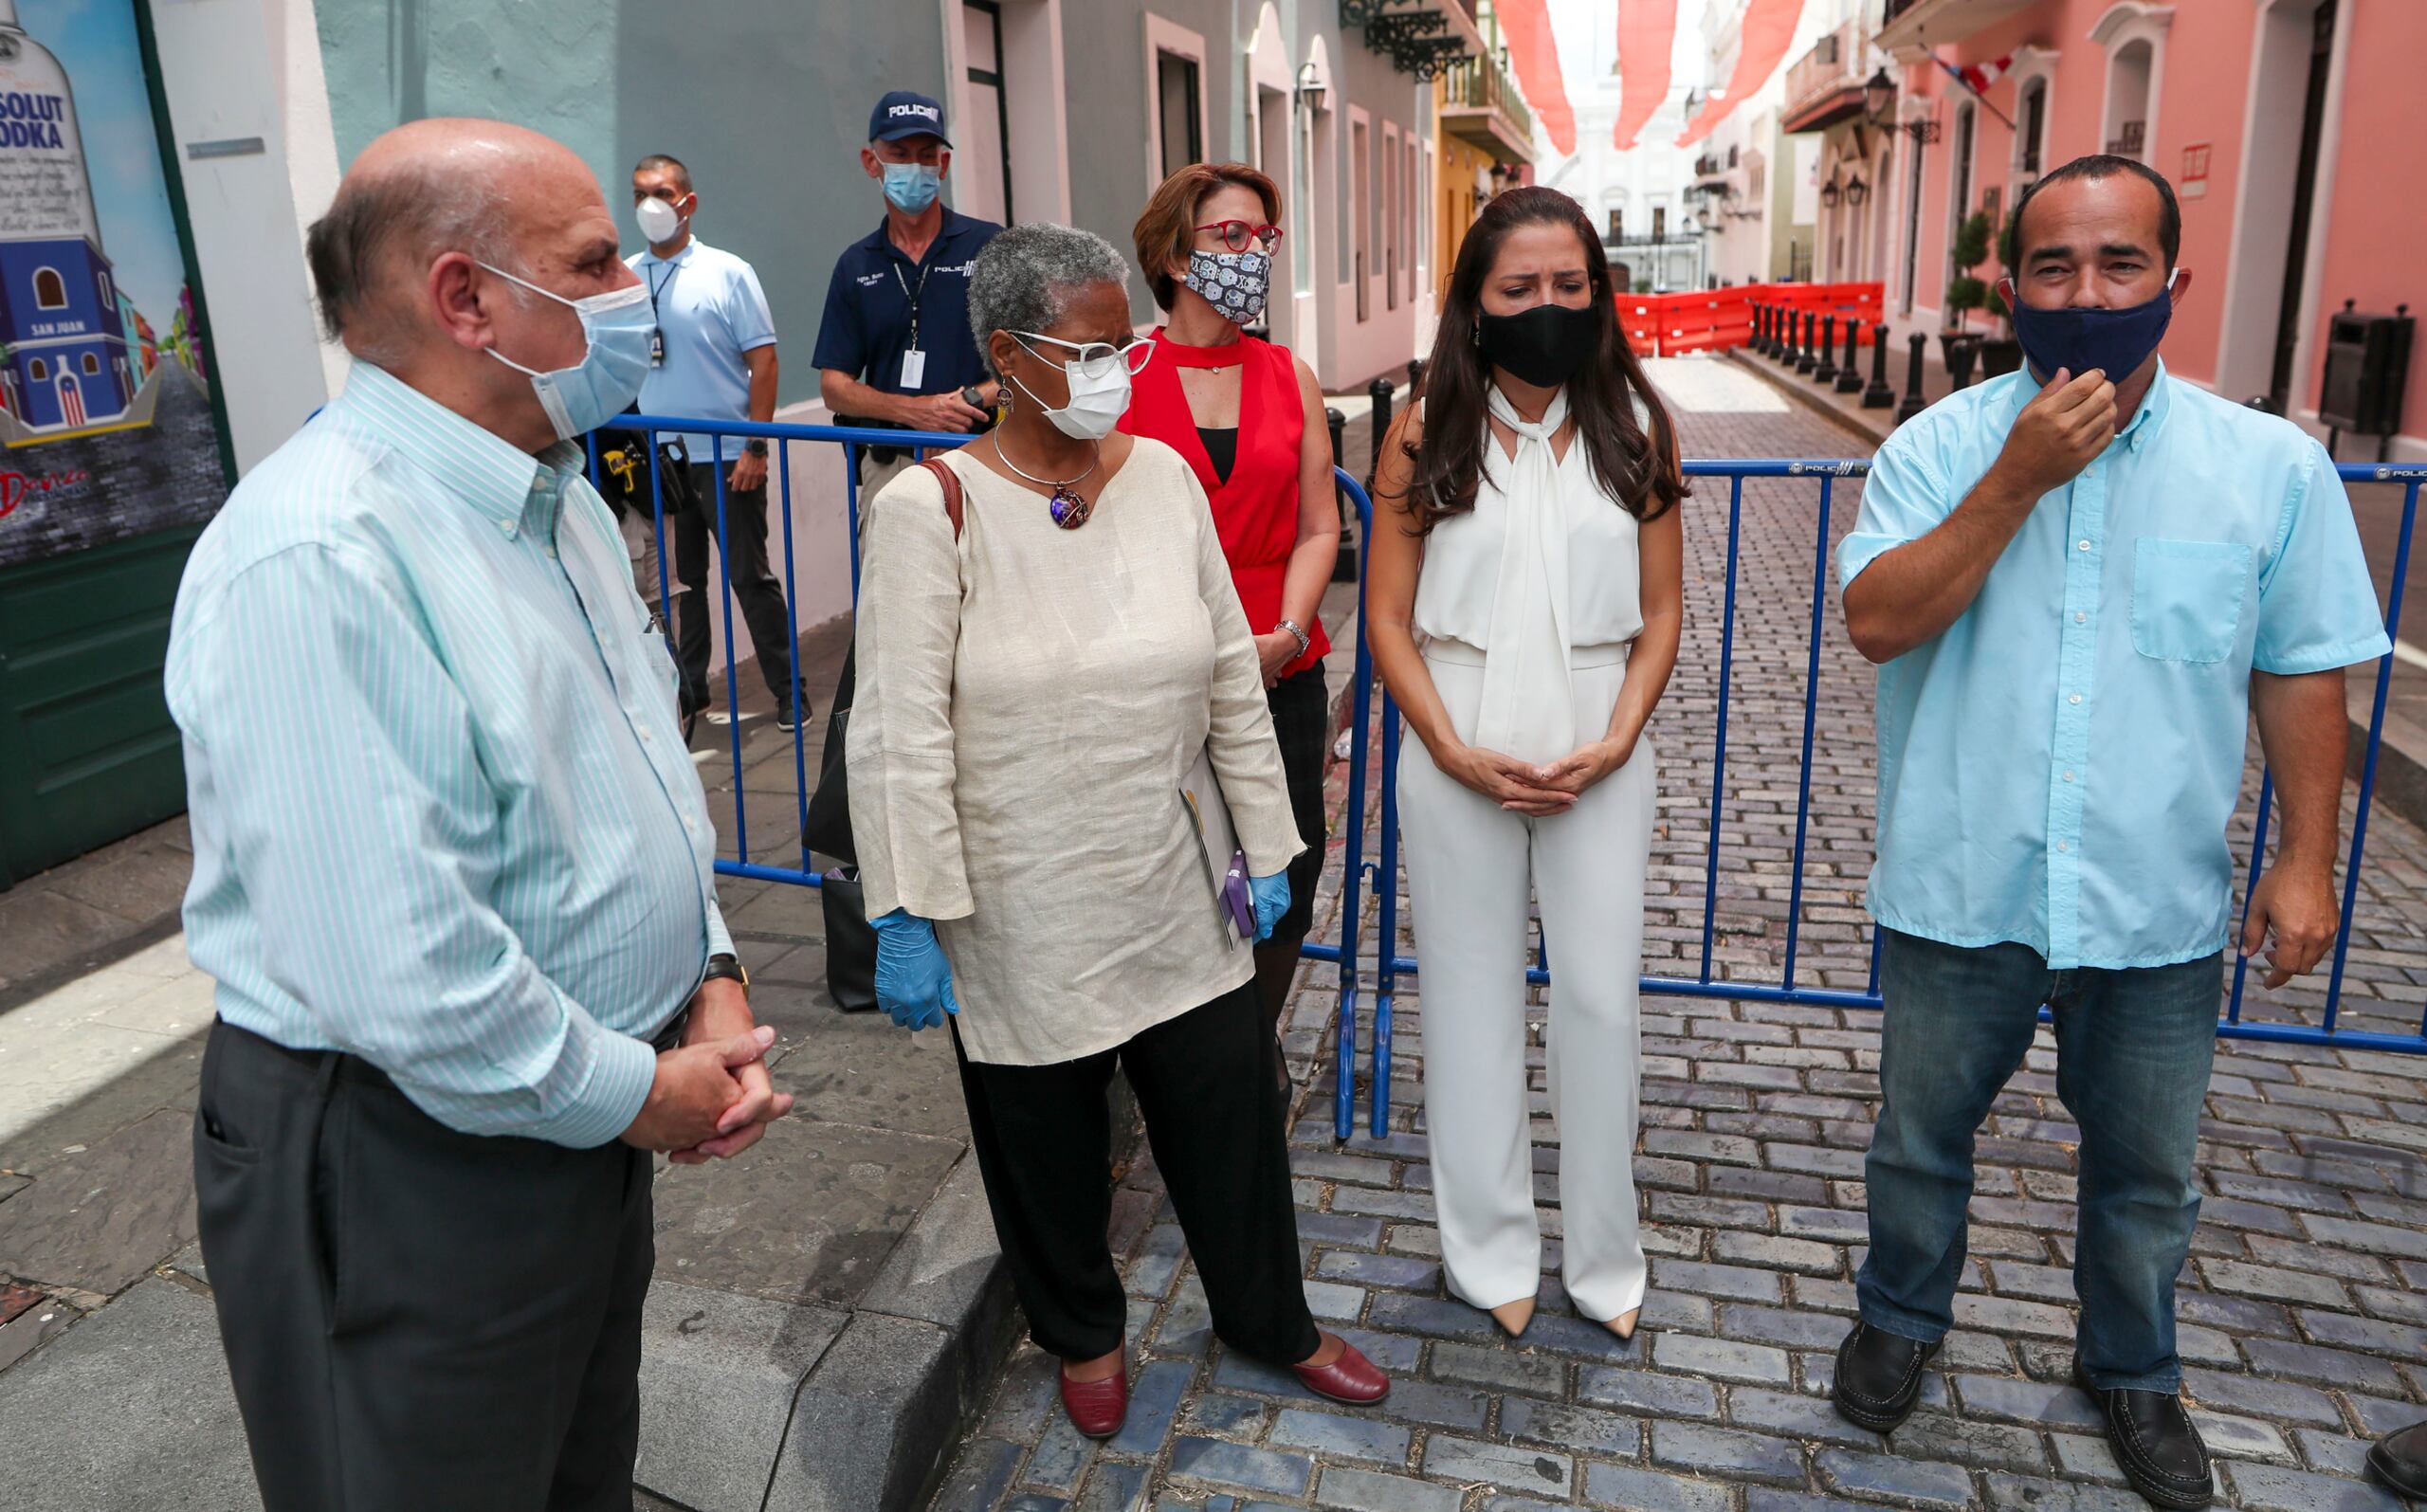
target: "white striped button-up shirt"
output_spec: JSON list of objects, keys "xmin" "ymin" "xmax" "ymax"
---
[{"xmin": 167, "ymin": 362, "xmax": 731, "ymax": 1147}]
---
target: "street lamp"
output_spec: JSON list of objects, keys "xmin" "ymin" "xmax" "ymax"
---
[
  {"xmin": 1819, "ymin": 176, "xmax": 1841, "ymax": 209},
  {"xmin": 1863, "ymin": 67, "xmax": 1895, "ymax": 122},
  {"xmin": 1297, "ymin": 62, "xmax": 1326, "ymax": 114},
  {"xmin": 1845, "ymin": 176, "xmax": 1869, "ymax": 208}
]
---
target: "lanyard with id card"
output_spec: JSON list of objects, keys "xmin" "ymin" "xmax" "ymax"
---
[
  {"xmin": 646, "ymin": 262, "xmax": 677, "ymax": 368},
  {"xmin": 894, "ymin": 259, "xmax": 932, "ymax": 390}
]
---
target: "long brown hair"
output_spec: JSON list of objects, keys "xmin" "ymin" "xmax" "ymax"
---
[{"xmin": 1400, "ymin": 186, "xmax": 1684, "ymax": 532}]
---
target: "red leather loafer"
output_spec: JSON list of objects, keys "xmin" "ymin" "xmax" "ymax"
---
[
  {"xmin": 1292, "ymin": 1339, "xmax": 1389, "ymax": 1405},
  {"xmin": 1060, "ymin": 1365, "xmax": 1128, "ymax": 1439}
]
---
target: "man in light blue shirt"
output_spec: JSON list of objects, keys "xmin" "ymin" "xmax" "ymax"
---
[
  {"xmin": 1829, "ymin": 157, "xmax": 2386, "ymax": 1509},
  {"xmin": 630, "ymin": 152, "xmax": 803, "ymax": 731},
  {"xmin": 168, "ymin": 118, "xmax": 791, "ymax": 1511}
]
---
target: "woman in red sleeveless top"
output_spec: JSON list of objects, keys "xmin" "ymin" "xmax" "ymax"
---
[{"xmin": 1123, "ymin": 163, "xmax": 1341, "ymax": 1078}]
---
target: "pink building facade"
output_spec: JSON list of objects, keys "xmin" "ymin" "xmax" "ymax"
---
[{"xmin": 1875, "ymin": 0, "xmax": 2425, "ymax": 458}]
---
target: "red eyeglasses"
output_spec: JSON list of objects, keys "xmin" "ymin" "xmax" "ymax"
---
[{"xmin": 1195, "ymin": 220, "xmax": 1284, "ymax": 253}]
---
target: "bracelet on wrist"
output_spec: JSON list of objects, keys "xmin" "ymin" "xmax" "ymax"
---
[{"xmin": 1276, "ymin": 618, "xmax": 1312, "ymax": 660}]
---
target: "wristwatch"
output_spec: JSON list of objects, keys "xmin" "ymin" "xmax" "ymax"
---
[
  {"xmin": 702, "ymin": 953, "xmax": 751, "ymax": 993},
  {"xmin": 743, "ymin": 439, "xmax": 769, "ymax": 458},
  {"xmin": 960, "ymin": 384, "xmax": 991, "ymax": 411},
  {"xmin": 1276, "ymin": 618, "xmax": 1312, "ymax": 661}
]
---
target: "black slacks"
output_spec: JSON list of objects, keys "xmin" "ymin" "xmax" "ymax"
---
[
  {"xmin": 671, "ymin": 462, "xmax": 799, "ymax": 710},
  {"xmin": 192, "ymin": 1020, "xmax": 652, "ymax": 1512},
  {"xmin": 952, "ymin": 981, "xmax": 1322, "ymax": 1364}
]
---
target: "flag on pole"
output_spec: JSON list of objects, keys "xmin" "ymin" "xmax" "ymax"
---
[{"xmin": 1932, "ymin": 52, "xmax": 2017, "ymax": 129}]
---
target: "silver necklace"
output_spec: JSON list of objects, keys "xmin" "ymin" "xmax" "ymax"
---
[{"xmin": 993, "ymin": 432, "xmax": 1101, "ymax": 528}]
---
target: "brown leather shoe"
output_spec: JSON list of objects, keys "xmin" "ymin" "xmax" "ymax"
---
[
  {"xmin": 1292, "ymin": 1339, "xmax": 1389, "ymax": 1405},
  {"xmin": 1059, "ymin": 1364, "xmax": 1128, "ymax": 1439}
]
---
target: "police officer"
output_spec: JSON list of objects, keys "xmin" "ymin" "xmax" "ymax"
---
[{"xmin": 813, "ymin": 91, "xmax": 1005, "ymax": 499}]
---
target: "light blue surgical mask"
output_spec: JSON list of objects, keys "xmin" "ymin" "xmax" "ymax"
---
[
  {"xmin": 478, "ymin": 262, "xmax": 656, "ymax": 441},
  {"xmin": 882, "ymin": 162, "xmax": 941, "ymax": 214}
]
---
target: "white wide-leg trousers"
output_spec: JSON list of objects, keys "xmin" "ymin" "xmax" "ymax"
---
[{"xmin": 1397, "ymin": 644, "xmax": 1654, "ymax": 1322}]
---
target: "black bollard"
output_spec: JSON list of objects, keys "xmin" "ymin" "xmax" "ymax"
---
[
  {"xmin": 1367, "ymin": 375, "xmax": 1395, "ymax": 487},
  {"xmin": 1762, "ymin": 303, "xmax": 1780, "ymax": 356},
  {"xmin": 1862, "ymin": 322, "xmax": 1896, "ymax": 408},
  {"xmin": 1753, "ymin": 302, "xmax": 1771, "ymax": 356},
  {"xmin": 1777, "ymin": 306, "xmax": 1800, "ymax": 366},
  {"xmin": 1408, "ymin": 357, "xmax": 1426, "ymax": 392},
  {"xmin": 1835, "ymin": 317, "xmax": 1865, "ymax": 394},
  {"xmin": 1327, "ymin": 406, "xmax": 1355, "ymax": 582},
  {"xmin": 1944, "ymin": 335, "xmax": 1979, "ymax": 391},
  {"xmin": 1895, "ymin": 331, "xmax": 1929, "ymax": 424},
  {"xmin": 1815, "ymin": 315, "xmax": 1841, "ymax": 383},
  {"xmin": 1796, "ymin": 312, "xmax": 1820, "ymax": 374}
]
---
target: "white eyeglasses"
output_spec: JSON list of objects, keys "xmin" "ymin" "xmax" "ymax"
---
[{"xmin": 1013, "ymin": 331, "xmax": 1157, "ymax": 379}]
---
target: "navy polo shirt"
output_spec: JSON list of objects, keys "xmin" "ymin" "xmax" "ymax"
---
[{"xmin": 811, "ymin": 209, "xmax": 1003, "ymax": 407}]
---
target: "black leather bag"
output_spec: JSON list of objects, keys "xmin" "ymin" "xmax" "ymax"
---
[
  {"xmin": 820, "ymin": 867, "xmax": 879, "ymax": 1013},
  {"xmin": 803, "ymin": 645, "xmax": 856, "ymax": 864}
]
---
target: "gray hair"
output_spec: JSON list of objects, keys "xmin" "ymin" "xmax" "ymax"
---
[
  {"xmin": 304, "ymin": 159, "xmax": 524, "ymax": 366},
  {"xmin": 966, "ymin": 222, "xmax": 1132, "ymax": 379}
]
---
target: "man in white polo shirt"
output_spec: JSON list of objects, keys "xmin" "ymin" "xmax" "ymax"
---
[{"xmin": 630, "ymin": 152, "xmax": 805, "ymax": 731}]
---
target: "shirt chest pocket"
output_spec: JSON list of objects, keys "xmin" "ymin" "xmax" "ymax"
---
[{"xmin": 2130, "ymin": 537, "xmax": 2252, "ymax": 664}]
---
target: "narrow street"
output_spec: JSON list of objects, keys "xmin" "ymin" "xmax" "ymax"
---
[{"xmin": 925, "ymin": 357, "xmax": 2427, "ymax": 1512}]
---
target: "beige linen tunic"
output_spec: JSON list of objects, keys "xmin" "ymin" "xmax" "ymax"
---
[{"xmin": 847, "ymin": 440, "xmax": 1305, "ymax": 1066}]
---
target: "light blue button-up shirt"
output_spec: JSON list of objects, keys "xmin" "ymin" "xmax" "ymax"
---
[
  {"xmin": 1840, "ymin": 364, "xmax": 2390, "ymax": 970},
  {"xmin": 167, "ymin": 362, "xmax": 732, "ymax": 1147},
  {"xmin": 631, "ymin": 238, "xmax": 776, "ymax": 464}
]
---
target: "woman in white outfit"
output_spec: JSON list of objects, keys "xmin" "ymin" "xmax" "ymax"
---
[{"xmin": 1367, "ymin": 187, "xmax": 1686, "ymax": 1340}]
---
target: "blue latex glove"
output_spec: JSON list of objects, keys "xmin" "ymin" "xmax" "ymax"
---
[
  {"xmin": 1249, "ymin": 872, "xmax": 1291, "ymax": 944},
  {"xmin": 871, "ymin": 909, "xmax": 959, "ymax": 1030}
]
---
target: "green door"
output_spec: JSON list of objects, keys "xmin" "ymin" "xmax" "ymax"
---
[{"xmin": 0, "ymin": 525, "xmax": 197, "ymax": 887}]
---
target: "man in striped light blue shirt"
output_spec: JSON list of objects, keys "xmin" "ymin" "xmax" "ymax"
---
[
  {"xmin": 166, "ymin": 118, "xmax": 790, "ymax": 1512},
  {"xmin": 1829, "ymin": 158, "xmax": 2387, "ymax": 1509}
]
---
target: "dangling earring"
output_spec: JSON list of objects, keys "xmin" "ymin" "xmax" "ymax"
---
[{"xmin": 1471, "ymin": 320, "xmax": 1482, "ymax": 347}]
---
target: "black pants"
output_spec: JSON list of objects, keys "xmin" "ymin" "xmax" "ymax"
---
[
  {"xmin": 953, "ymin": 983, "xmax": 1321, "ymax": 1364},
  {"xmin": 671, "ymin": 462, "xmax": 799, "ymax": 711},
  {"xmin": 1266, "ymin": 665, "xmax": 1331, "ymax": 947},
  {"xmin": 192, "ymin": 1021, "xmax": 652, "ymax": 1512}
]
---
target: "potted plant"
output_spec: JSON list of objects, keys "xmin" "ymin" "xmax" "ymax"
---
[{"xmin": 1979, "ymin": 217, "xmax": 2024, "ymax": 376}]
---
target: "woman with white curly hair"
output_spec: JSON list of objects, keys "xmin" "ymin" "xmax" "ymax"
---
[{"xmin": 847, "ymin": 221, "xmax": 1388, "ymax": 1438}]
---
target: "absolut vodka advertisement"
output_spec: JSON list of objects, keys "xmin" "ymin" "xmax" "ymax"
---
[{"xmin": 0, "ymin": 0, "xmax": 226, "ymax": 569}]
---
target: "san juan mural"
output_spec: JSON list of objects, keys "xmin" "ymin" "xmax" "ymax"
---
[{"xmin": 0, "ymin": 0, "xmax": 227, "ymax": 569}]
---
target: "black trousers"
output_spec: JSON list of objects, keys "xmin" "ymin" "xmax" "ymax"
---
[
  {"xmin": 671, "ymin": 462, "xmax": 799, "ymax": 710},
  {"xmin": 192, "ymin": 1021, "xmax": 652, "ymax": 1512},
  {"xmin": 953, "ymin": 982, "xmax": 1321, "ymax": 1364},
  {"xmin": 1266, "ymin": 664, "xmax": 1332, "ymax": 947}
]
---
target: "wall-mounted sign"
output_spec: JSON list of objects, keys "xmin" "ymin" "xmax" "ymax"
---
[
  {"xmin": 0, "ymin": 0, "xmax": 227, "ymax": 569},
  {"xmin": 2181, "ymin": 142, "xmax": 2212, "ymax": 200}
]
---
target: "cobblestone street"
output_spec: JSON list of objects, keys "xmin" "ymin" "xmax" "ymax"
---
[{"xmin": 927, "ymin": 358, "xmax": 2427, "ymax": 1512}]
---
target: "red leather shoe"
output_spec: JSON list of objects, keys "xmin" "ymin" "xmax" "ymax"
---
[
  {"xmin": 1060, "ymin": 1365, "xmax": 1129, "ymax": 1439},
  {"xmin": 1292, "ymin": 1339, "xmax": 1390, "ymax": 1405}
]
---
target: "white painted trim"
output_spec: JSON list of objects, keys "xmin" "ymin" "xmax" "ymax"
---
[
  {"xmin": 2005, "ymin": 46, "xmax": 2058, "ymax": 183},
  {"xmin": 1142, "ymin": 13, "xmax": 1213, "ymax": 197},
  {"xmin": 2213, "ymin": 0, "xmax": 2349, "ymax": 408},
  {"xmin": 1247, "ymin": 1, "xmax": 1293, "ymax": 94},
  {"xmin": 998, "ymin": 0, "xmax": 1073, "ymax": 224},
  {"xmin": 2089, "ymin": 3, "xmax": 2170, "ymax": 165}
]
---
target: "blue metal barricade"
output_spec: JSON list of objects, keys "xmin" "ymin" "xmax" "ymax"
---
[
  {"xmin": 1322, "ymin": 460, "xmax": 2427, "ymax": 1139},
  {"xmin": 578, "ymin": 418, "xmax": 2427, "ymax": 1144}
]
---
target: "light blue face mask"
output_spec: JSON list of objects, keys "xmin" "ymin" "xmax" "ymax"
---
[
  {"xmin": 478, "ymin": 262, "xmax": 656, "ymax": 441},
  {"xmin": 882, "ymin": 161, "xmax": 942, "ymax": 214}
]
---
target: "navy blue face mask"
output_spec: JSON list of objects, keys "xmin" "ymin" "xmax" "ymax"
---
[{"xmin": 2004, "ymin": 270, "xmax": 2179, "ymax": 383}]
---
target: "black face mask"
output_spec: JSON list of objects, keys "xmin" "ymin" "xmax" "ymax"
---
[{"xmin": 1477, "ymin": 301, "xmax": 1597, "ymax": 388}]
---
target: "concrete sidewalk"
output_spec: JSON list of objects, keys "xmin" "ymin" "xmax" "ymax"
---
[{"xmin": 0, "ymin": 618, "xmax": 1007, "ymax": 1512}]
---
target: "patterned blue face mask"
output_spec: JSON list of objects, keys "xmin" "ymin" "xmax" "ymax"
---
[{"xmin": 1183, "ymin": 249, "xmax": 1271, "ymax": 327}]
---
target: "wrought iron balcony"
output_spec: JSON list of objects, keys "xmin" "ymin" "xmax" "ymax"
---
[
  {"xmin": 1439, "ymin": 51, "xmax": 1536, "ymax": 160},
  {"xmin": 1782, "ymin": 21, "xmax": 1868, "ymax": 134}
]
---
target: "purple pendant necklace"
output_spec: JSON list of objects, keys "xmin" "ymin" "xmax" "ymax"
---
[{"xmin": 995, "ymin": 434, "xmax": 1099, "ymax": 528}]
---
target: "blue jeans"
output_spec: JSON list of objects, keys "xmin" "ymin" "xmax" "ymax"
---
[{"xmin": 1856, "ymin": 929, "xmax": 2221, "ymax": 1392}]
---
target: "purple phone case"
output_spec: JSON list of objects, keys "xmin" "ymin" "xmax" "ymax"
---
[{"xmin": 1221, "ymin": 850, "xmax": 1255, "ymax": 938}]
